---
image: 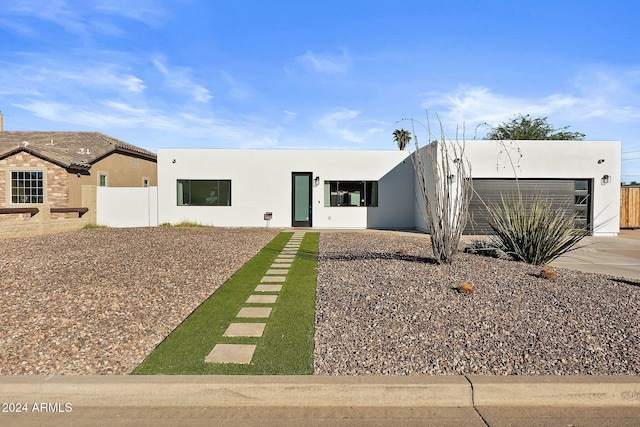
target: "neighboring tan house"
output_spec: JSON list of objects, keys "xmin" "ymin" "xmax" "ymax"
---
[{"xmin": 0, "ymin": 128, "xmax": 156, "ymax": 237}]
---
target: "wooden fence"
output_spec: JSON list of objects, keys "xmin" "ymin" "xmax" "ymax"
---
[{"xmin": 620, "ymin": 187, "xmax": 640, "ymax": 228}]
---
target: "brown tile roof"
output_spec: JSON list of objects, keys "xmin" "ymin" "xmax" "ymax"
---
[{"xmin": 0, "ymin": 131, "xmax": 156, "ymax": 171}]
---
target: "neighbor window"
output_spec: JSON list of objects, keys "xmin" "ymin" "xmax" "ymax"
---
[
  {"xmin": 324, "ymin": 181, "xmax": 378, "ymax": 207},
  {"xmin": 11, "ymin": 171, "xmax": 44, "ymax": 204},
  {"xmin": 99, "ymin": 174, "xmax": 107, "ymax": 187},
  {"xmin": 177, "ymin": 180, "xmax": 231, "ymax": 206}
]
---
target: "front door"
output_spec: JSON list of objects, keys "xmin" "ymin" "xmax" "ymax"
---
[{"xmin": 292, "ymin": 172, "xmax": 312, "ymax": 227}]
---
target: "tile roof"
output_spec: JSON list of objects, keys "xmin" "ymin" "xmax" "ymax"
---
[{"xmin": 0, "ymin": 131, "xmax": 156, "ymax": 171}]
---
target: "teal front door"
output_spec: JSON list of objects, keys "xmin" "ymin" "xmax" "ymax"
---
[{"xmin": 292, "ymin": 172, "xmax": 312, "ymax": 227}]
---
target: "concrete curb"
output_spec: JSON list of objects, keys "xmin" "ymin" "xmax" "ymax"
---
[
  {"xmin": 1, "ymin": 376, "xmax": 639, "ymax": 408},
  {"xmin": 469, "ymin": 375, "xmax": 640, "ymax": 407}
]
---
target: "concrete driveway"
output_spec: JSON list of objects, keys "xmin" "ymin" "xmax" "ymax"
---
[{"xmin": 551, "ymin": 229, "xmax": 640, "ymax": 281}]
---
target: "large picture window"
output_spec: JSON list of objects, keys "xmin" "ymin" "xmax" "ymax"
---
[
  {"xmin": 11, "ymin": 171, "xmax": 44, "ymax": 204},
  {"xmin": 324, "ymin": 181, "xmax": 378, "ymax": 207},
  {"xmin": 177, "ymin": 180, "xmax": 231, "ymax": 206}
]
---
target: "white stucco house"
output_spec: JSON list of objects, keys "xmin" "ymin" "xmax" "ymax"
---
[{"xmin": 156, "ymin": 140, "xmax": 621, "ymax": 236}]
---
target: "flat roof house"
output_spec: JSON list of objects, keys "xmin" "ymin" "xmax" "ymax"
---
[
  {"xmin": 158, "ymin": 149, "xmax": 414, "ymax": 229},
  {"xmin": 158, "ymin": 140, "xmax": 620, "ymax": 236}
]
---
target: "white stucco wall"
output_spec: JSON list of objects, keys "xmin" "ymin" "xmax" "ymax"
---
[
  {"xmin": 96, "ymin": 186, "xmax": 158, "ymax": 227},
  {"xmin": 157, "ymin": 149, "xmax": 415, "ymax": 229},
  {"xmin": 415, "ymin": 140, "xmax": 621, "ymax": 236}
]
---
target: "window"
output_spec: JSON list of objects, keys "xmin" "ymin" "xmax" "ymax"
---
[
  {"xmin": 574, "ymin": 180, "xmax": 590, "ymax": 228},
  {"xmin": 11, "ymin": 171, "xmax": 44, "ymax": 204},
  {"xmin": 177, "ymin": 180, "xmax": 231, "ymax": 206},
  {"xmin": 99, "ymin": 174, "xmax": 107, "ymax": 187},
  {"xmin": 324, "ymin": 181, "xmax": 378, "ymax": 207},
  {"xmin": 143, "ymin": 178, "xmax": 149, "ymax": 188}
]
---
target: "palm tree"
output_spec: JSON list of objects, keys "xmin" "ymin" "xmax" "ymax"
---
[{"xmin": 393, "ymin": 129, "xmax": 411, "ymax": 151}]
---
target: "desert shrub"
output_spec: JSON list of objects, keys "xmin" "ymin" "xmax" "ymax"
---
[
  {"xmin": 485, "ymin": 193, "xmax": 590, "ymax": 266},
  {"xmin": 463, "ymin": 239, "xmax": 504, "ymax": 259},
  {"xmin": 83, "ymin": 223, "xmax": 108, "ymax": 229},
  {"xmin": 160, "ymin": 221, "xmax": 210, "ymax": 228}
]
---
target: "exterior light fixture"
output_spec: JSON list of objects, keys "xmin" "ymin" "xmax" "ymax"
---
[
  {"xmin": 602, "ymin": 174, "xmax": 611, "ymax": 184},
  {"xmin": 314, "ymin": 176, "xmax": 320, "ymax": 186}
]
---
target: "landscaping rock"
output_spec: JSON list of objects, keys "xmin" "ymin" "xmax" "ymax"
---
[
  {"xmin": 0, "ymin": 227, "xmax": 277, "ymax": 375},
  {"xmin": 315, "ymin": 232, "xmax": 640, "ymax": 376}
]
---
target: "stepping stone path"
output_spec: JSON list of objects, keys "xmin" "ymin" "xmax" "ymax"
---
[{"xmin": 205, "ymin": 232, "xmax": 305, "ymax": 364}]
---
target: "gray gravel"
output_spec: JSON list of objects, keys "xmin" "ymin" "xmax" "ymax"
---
[
  {"xmin": 314, "ymin": 232, "xmax": 640, "ymax": 375},
  {"xmin": 0, "ymin": 227, "xmax": 278, "ymax": 375},
  {"xmin": 2, "ymin": 228, "xmax": 638, "ymax": 376}
]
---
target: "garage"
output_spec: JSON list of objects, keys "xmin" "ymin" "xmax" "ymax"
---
[{"xmin": 464, "ymin": 178, "xmax": 592, "ymax": 235}]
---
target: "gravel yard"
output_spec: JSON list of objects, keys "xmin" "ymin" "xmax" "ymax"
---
[
  {"xmin": 0, "ymin": 227, "xmax": 278, "ymax": 375},
  {"xmin": 315, "ymin": 232, "xmax": 640, "ymax": 375},
  {"xmin": 2, "ymin": 228, "xmax": 639, "ymax": 376}
]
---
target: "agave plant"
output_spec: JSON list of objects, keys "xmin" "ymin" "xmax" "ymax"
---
[{"xmin": 485, "ymin": 192, "xmax": 590, "ymax": 265}]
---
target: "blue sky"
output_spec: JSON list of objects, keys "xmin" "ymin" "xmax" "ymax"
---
[{"xmin": 1, "ymin": 0, "xmax": 639, "ymax": 181}]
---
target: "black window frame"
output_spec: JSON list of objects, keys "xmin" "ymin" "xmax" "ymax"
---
[
  {"xmin": 177, "ymin": 179, "xmax": 231, "ymax": 206},
  {"xmin": 324, "ymin": 180, "xmax": 378, "ymax": 207}
]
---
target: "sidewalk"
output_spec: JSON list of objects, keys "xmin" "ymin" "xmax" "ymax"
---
[{"xmin": 1, "ymin": 375, "xmax": 639, "ymax": 426}]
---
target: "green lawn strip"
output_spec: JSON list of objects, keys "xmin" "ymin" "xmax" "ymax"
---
[{"xmin": 132, "ymin": 231, "xmax": 318, "ymax": 375}]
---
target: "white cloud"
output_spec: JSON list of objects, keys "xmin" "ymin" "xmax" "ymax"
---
[
  {"xmin": 283, "ymin": 110, "xmax": 297, "ymax": 122},
  {"xmin": 422, "ymin": 86, "xmax": 581, "ymax": 130},
  {"xmin": 220, "ymin": 71, "xmax": 251, "ymax": 100},
  {"xmin": 569, "ymin": 67, "xmax": 640, "ymax": 122},
  {"xmin": 0, "ymin": 59, "xmax": 146, "ymax": 95},
  {"xmin": 315, "ymin": 108, "xmax": 383, "ymax": 143},
  {"xmin": 295, "ymin": 49, "xmax": 351, "ymax": 74},
  {"xmin": 0, "ymin": 16, "xmax": 38, "ymax": 37},
  {"xmin": 0, "ymin": 0, "xmax": 167, "ymax": 39},
  {"xmin": 91, "ymin": 0, "xmax": 167, "ymax": 28},
  {"xmin": 152, "ymin": 57, "xmax": 212, "ymax": 103},
  {"xmin": 422, "ymin": 66, "xmax": 640, "ymax": 137}
]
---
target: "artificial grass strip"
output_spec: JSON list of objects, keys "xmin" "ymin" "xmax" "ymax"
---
[{"xmin": 132, "ymin": 231, "xmax": 318, "ymax": 375}]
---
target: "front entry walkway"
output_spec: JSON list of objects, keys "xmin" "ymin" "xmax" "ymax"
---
[{"xmin": 204, "ymin": 232, "xmax": 306, "ymax": 364}]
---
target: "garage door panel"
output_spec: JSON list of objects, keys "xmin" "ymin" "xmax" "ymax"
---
[{"xmin": 465, "ymin": 179, "xmax": 578, "ymax": 235}]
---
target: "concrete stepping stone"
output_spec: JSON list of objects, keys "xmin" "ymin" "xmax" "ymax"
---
[
  {"xmin": 278, "ymin": 254, "xmax": 295, "ymax": 258},
  {"xmin": 246, "ymin": 294, "xmax": 277, "ymax": 304},
  {"xmin": 270, "ymin": 263, "xmax": 291, "ymax": 268},
  {"xmin": 262, "ymin": 276, "xmax": 285, "ymax": 282},
  {"xmin": 266, "ymin": 268, "xmax": 289, "ymax": 275},
  {"xmin": 237, "ymin": 307, "xmax": 272, "ymax": 318},
  {"xmin": 205, "ymin": 344, "xmax": 256, "ymax": 364},
  {"xmin": 255, "ymin": 284, "xmax": 282, "ymax": 292},
  {"xmin": 273, "ymin": 259, "xmax": 292, "ymax": 263},
  {"xmin": 223, "ymin": 323, "xmax": 266, "ymax": 337}
]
